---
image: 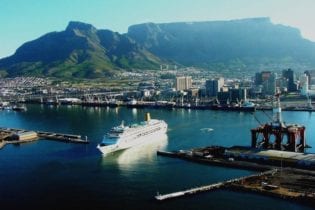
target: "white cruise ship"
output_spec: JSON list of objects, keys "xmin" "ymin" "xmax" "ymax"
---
[{"xmin": 97, "ymin": 113, "xmax": 168, "ymax": 155}]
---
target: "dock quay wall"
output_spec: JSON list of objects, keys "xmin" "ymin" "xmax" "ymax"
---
[
  {"xmin": 157, "ymin": 150, "xmax": 272, "ymax": 171},
  {"xmin": 155, "ymin": 169, "xmax": 277, "ymax": 201},
  {"xmin": 0, "ymin": 127, "xmax": 89, "ymax": 150},
  {"xmin": 157, "ymin": 150, "xmax": 315, "ymax": 206}
]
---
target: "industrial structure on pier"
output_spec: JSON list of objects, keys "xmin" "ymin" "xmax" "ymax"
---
[{"xmin": 251, "ymin": 94, "xmax": 306, "ymax": 152}]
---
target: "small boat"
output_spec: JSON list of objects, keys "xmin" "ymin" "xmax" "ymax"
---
[{"xmin": 12, "ymin": 105, "xmax": 27, "ymax": 111}]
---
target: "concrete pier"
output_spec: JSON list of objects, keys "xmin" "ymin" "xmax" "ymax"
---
[
  {"xmin": 157, "ymin": 149, "xmax": 315, "ymax": 206},
  {"xmin": 157, "ymin": 150, "xmax": 272, "ymax": 171},
  {"xmin": 0, "ymin": 127, "xmax": 89, "ymax": 150},
  {"xmin": 0, "ymin": 141, "xmax": 5, "ymax": 149},
  {"xmin": 37, "ymin": 131, "xmax": 88, "ymax": 144},
  {"xmin": 155, "ymin": 169, "xmax": 277, "ymax": 201}
]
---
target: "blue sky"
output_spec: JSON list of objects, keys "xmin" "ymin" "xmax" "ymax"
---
[{"xmin": 1, "ymin": 0, "xmax": 315, "ymax": 58}]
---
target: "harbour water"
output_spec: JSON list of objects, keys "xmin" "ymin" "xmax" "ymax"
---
[{"xmin": 0, "ymin": 105, "xmax": 314, "ymax": 210}]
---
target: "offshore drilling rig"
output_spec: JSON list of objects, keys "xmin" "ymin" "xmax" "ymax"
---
[{"xmin": 251, "ymin": 94, "xmax": 306, "ymax": 152}]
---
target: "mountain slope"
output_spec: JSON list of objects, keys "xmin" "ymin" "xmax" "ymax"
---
[
  {"xmin": 128, "ymin": 18, "xmax": 315, "ymax": 70},
  {"xmin": 1, "ymin": 18, "xmax": 315, "ymax": 78},
  {"xmin": 97, "ymin": 29, "xmax": 161, "ymax": 69},
  {"xmin": 0, "ymin": 21, "xmax": 162, "ymax": 78}
]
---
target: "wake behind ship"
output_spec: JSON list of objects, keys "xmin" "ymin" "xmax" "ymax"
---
[{"xmin": 97, "ymin": 113, "xmax": 168, "ymax": 155}]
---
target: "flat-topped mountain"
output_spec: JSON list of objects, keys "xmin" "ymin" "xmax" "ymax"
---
[
  {"xmin": 1, "ymin": 18, "xmax": 315, "ymax": 78},
  {"xmin": 128, "ymin": 17, "xmax": 315, "ymax": 70}
]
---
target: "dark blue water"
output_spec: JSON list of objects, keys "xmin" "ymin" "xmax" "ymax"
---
[{"xmin": 0, "ymin": 105, "xmax": 314, "ymax": 210}]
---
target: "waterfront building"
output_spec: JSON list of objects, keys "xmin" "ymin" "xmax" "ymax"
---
[
  {"xmin": 175, "ymin": 76, "xmax": 192, "ymax": 91},
  {"xmin": 276, "ymin": 77, "xmax": 288, "ymax": 93},
  {"xmin": 299, "ymin": 72, "xmax": 315, "ymax": 96},
  {"xmin": 216, "ymin": 87, "xmax": 248, "ymax": 105},
  {"xmin": 299, "ymin": 73, "xmax": 309, "ymax": 96},
  {"xmin": 282, "ymin": 68, "xmax": 297, "ymax": 92},
  {"xmin": 255, "ymin": 71, "xmax": 271, "ymax": 86},
  {"xmin": 305, "ymin": 70, "xmax": 315, "ymax": 90},
  {"xmin": 187, "ymin": 88, "xmax": 199, "ymax": 98},
  {"xmin": 217, "ymin": 91, "xmax": 230, "ymax": 104},
  {"xmin": 262, "ymin": 72, "xmax": 277, "ymax": 95},
  {"xmin": 205, "ymin": 77, "xmax": 224, "ymax": 97},
  {"xmin": 255, "ymin": 72, "xmax": 262, "ymax": 86},
  {"xmin": 255, "ymin": 71, "xmax": 276, "ymax": 96},
  {"xmin": 229, "ymin": 88, "xmax": 247, "ymax": 104}
]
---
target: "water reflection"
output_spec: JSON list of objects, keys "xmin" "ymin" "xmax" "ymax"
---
[
  {"xmin": 308, "ymin": 111, "xmax": 312, "ymax": 119},
  {"xmin": 101, "ymin": 134, "xmax": 168, "ymax": 168},
  {"xmin": 132, "ymin": 108, "xmax": 137, "ymax": 118}
]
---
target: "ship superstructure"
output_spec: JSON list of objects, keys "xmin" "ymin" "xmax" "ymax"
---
[{"xmin": 97, "ymin": 113, "xmax": 167, "ymax": 155}]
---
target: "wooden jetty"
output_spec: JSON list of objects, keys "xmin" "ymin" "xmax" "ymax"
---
[
  {"xmin": 0, "ymin": 127, "xmax": 89, "ymax": 150},
  {"xmin": 155, "ymin": 169, "xmax": 277, "ymax": 201}
]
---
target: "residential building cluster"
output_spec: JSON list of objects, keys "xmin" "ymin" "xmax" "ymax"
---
[
  {"xmin": 1, "ymin": 68, "xmax": 315, "ymax": 106},
  {"xmin": 170, "ymin": 68, "xmax": 315, "ymax": 106}
]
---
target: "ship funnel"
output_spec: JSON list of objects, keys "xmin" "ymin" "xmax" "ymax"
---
[{"xmin": 145, "ymin": 112, "xmax": 151, "ymax": 122}]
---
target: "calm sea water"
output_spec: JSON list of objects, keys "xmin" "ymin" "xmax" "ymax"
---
[{"xmin": 0, "ymin": 105, "xmax": 314, "ymax": 210}]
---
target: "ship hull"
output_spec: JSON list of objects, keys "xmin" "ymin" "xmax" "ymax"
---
[
  {"xmin": 97, "ymin": 122, "xmax": 167, "ymax": 155},
  {"xmin": 210, "ymin": 105, "xmax": 255, "ymax": 112}
]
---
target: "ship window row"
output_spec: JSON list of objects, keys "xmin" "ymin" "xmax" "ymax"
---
[
  {"xmin": 130, "ymin": 125, "xmax": 161, "ymax": 135},
  {"xmin": 136, "ymin": 128, "xmax": 161, "ymax": 137}
]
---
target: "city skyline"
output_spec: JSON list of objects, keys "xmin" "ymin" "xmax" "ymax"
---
[{"xmin": 1, "ymin": 0, "xmax": 315, "ymax": 58}]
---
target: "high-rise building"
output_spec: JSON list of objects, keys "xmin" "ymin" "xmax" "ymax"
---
[
  {"xmin": 255, "ymin": 72, "xmax": 263, "ymax": 86},
  {"xmin": 175, "ymin": 76, "xmax": 192, "ymax": 91},
  {"xmin": 255, "ymin": 71, "xmax": 278, "ymax": 95},
  {"xmin": 255, "ymin": 71, "xmax": 271, "ymax": 86},
  {"xmin": 205, "ymin": 77, "xmax": 224, "ymax": 97},
  {"xmin": 282, "ymin": 68, "xmax": 297, "ymax": 92},
  {"xmin": 262, "ymin": 72, "xmax": 276, "ymax": 95},
  {"xmin": 299, "ymin": 73, "xmax": 309, "ymax": 96},
  {"xmin": 305, "ymin": 70, "xmax": 315, "ymax": 89},
  {"xmin": 229, "ymin": 88, "xmax": 247, "ymax": 103}
]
